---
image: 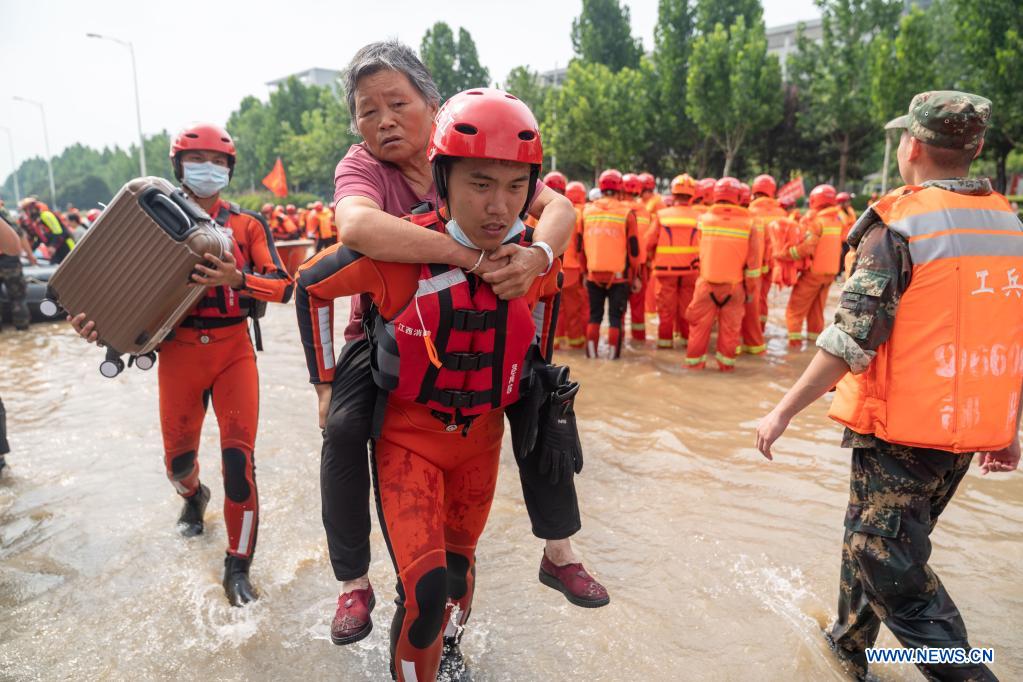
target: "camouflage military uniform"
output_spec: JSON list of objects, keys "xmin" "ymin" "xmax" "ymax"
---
[
  {"xmin": 815, "ymin": 91, "xmax": 1000, "ymax": 681},
  {"xmin": 0, "ymin": 211, "xmax": 29, "ymax": 331}
]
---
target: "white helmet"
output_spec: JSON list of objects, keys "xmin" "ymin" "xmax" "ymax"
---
[{"xmin": 588, "ymin": 187, "xmax": 602, "ymax": 202}]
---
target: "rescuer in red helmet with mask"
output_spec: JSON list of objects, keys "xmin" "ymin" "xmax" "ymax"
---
[{"xmin": 69, "ymin": 123, "xmax": 294, "ymax": 606}]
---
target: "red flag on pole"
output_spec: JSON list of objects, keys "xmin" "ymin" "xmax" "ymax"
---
[
  {"xmin": 262, "ymin": 157, "xmax": 288, "ymax": 197},
  {"xmin": 777, "ymin": 177, "xmax": 805, "ymax": 205}
]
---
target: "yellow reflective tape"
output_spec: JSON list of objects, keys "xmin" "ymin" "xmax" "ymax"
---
[
  {"xmin": 715, "ymin": 352, "xmax": 736, "ymax": 366},
  {"xmin": 787, "ymin": 332, "xmax": 803, "ymax": 340},
  {"xmin": 656, "ymin": 246, "xmax": 700, "ymax": 254},
  {"xmin": 761, "ymin": 264, "xmax": 769, "ymax": 274},
  {"xmin": 656, "ymin": 339, "xmax": 674, "ymax": 348},
  {"xmin": 586, "ymin": 213, "xmax": 627, "ymax": 223},
  {"xmin": 684, "ymin": 355, "xmax": 706, "ymax": 365},
  {"xmin": 822, "ymin": 227, "xmax": 842, "ymax": 235},
  {"xmin": 700, "ymin": 225, "xmax": 750, "ymax": 238},
  {"xmin": 744, "ymin": 268, "xmax": 761, "ymax": 278},
  {"xmin": 661, "ymin": 217, "xmax": 697, "ymax": 227},
  {"xmin": 789, "ymin": 246, "xmax": 800, "ymax": 259}
]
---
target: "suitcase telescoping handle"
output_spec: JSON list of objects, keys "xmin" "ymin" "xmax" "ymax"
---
[{"xmin": 138, "ymin": 188, "xmax": 208, "ymax": 242}]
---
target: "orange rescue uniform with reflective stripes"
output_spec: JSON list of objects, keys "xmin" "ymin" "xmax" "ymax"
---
[
  {"xmin": 581, "ymin": 197, "xmax": 639, "ymax": 284},
  {"xmin": 653, "ymin": 202, "xmax": 701, "ymax": 345},
  {"xmin": 744, "ymin": 196, "xmax": 789, "ymax": 353},
  {"xmin": 554, "ymin": 204, "xmax": 589, "ymax": 349},
  {"xmin": 830, "ymin": 185, "xmax": 1023, "ymax": 453}
]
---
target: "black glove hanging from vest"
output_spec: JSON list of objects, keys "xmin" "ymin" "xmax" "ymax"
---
[
  {"xmin": 536, "ymin": 379, "xmax": 583, "ymax": 485},
  {"xmin": 506, "ymin": 354, "xmax": 565, "ymax": 461}
]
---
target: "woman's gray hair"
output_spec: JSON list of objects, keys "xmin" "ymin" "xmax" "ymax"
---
[{"xmin": 343, "ymin": 40, "xmax": 441, "ymax": 134}]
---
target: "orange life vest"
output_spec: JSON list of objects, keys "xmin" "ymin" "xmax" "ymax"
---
[
  {"xmin": 318, "ymin": 208, "xmax": 335, "ymax": 240},
  {"xmin": 809, "ymin": 206, "xmax": 844, "ymax": 276},
  {"xmin": 631, "ymin": 199, "xmax": 655, "ymax": 247},
  {"xmin": 829, "ymin": 185, "xmax": 1023, "ymax": 453},
  {"xmin": 697, "ymin": 204, "xmax": 753, "ymax": 284},
  {"xmin": 653, "ymin": 204, "xmax": 700, "ymax": 275},
  {"xmin": 582, "ymin": 197, "xmax": 630, "ymax": 275}
]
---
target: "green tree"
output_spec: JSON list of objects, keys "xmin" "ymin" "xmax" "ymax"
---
[
  {"xmin": 545, "ymin": 61, "xmax": 650, "ymax": 180},
  {"xmin": 278, "ymin": 89, "xmax": 359, "ymax": 196},
  {"xmin": 570, "ymin": 0, "xmax": 643, "ymax": 72},
  {"xmin": 652, "ymin": 0, "xmax": 696, "ymax": 172},
  {"xmin": 870, "ymin": 6, "xmax": 941, "ymax": 126},
  {"xmin": 953, "ymin": 0, "xmax": 1023, "ymax": 192},
  {"xmin": 686, "ymin": 16, "xmax": 782, "ymax": 176},
  {"xmin": 455, "ymin": 28, "xmax": 490, "ymax": 90},
  {"xmin": 695, "ymin": 0, "xmax": 762, "ymax": 35},
  {"xmin": 227, "ymin": 96, "xmax": 280, "ymax": 192},
  {"xmin": 420, "ymin": 23, "xmax": 491, "ymax": 100},
  {"xmin": 501, "ymin": 66, "xmax": 550, "ymax": 117},
  {"xmin": 791, "ymin": 0, "xmax": 902, "ymax": 190}
]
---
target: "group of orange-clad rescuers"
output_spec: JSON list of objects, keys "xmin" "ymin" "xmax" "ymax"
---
[
  {"xmin": 259, "ymin": 200, "xmax": 339, "ymax": 252},
  {"xmin": 544, "ymin": 162, "xmax": 857, "ymax": 370}
]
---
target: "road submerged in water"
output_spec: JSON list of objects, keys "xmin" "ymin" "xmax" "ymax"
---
[{"xmin": 1, "ymin": 290, "xmax": 1020, "ymax": 681}]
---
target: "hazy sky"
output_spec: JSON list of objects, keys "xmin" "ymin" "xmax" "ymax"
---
[{"xmin": 0, "ymin": 0, "xmax": 820, "ymax": 183}]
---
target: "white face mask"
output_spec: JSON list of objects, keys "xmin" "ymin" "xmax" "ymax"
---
[
  {"xmin": 182, "ymin": 161, "xmax": 230, "ymax": 198},
  {"xmin": 445, "ymin": 217, "xmax": 526, "ymax": 249}
]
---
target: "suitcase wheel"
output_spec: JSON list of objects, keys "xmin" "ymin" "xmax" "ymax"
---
[
  {"xmin": 99, "ymin": 354, "xmax": 125, "ymax": 379},
  {"xmin": 39, "ymin": 299, "xmax": 60, "ymax": 318},
  {"xmin": 134, "ymin": 352, "xmax": 156, "ymax": 371}
]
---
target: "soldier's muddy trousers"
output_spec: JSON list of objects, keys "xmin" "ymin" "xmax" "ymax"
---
[{"xmin": 829, "ymin": 443, "xmax": 996, "ymax": 681}]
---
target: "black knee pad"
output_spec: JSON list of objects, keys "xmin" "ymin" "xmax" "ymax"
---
[
  {"xmin": 222, "ymin": 448, "xmax": 252, "ymax": 503},
  {"xmin": 446, "ymin": 551, "xmax": 471, "ymax": 600},
  {"xmin": 407, "ymin": 566, "xmax": 448, "ymax": 649},
  {"xmin": 169, "ymin": 451, "xmax": 197, "ymax": 481}
]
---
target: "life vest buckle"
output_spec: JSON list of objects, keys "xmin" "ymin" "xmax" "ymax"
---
[
  {"xmin": 444, "ymin": 351, "xmax": 491, "ymax": 371},
  {"xmin": 452, "ymin": 309, "xmax": 497, "ymax": 331}
]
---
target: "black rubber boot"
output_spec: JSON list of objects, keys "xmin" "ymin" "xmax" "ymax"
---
[
  {"xmin": 176, "ymin": 483, "xmax": 210, "ymax": 537},
  {"xmin": 223, "ymin": 553, "xmax": 258, "ymax": 607},
  {"xmin": 438, "ymin": 636, "xmax": 472, "ymax": 682}
]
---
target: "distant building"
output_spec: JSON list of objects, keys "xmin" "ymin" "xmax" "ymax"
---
[
  {"xmin": 766, "ymin": 18, "xmax": 823, "ymax": 80},
  {"xmin": 266, "ymin": 68, "xmax": 342, "ymax": 95}
]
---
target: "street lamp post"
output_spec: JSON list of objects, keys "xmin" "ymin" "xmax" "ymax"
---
[
  {"xmin": 87, "ymin": 33, "xmax": 147, "ymax": 177},
  {"xmin": 0, "ymin": 126, "xmax": 22, "ymax": 203},
  {"xmin": 12, "ymin": 96, "xmax": 56, "ymax": 207}
]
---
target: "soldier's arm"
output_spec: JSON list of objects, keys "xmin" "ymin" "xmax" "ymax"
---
[{"xmin": 814, "ymin": 222, "xmax": 912, "ymax": 373}]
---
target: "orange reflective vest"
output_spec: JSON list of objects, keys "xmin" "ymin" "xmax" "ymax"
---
[
  {"xmin": 582, "ymin": 198, "xmax": 631, "ymax": 275},
  {"xmin": 809, "ymin": 206, "xmax": 845, "ymax": 276},
  {"xmin": 630, "ymin": 199, "xmax": 656, "ymax": 252},
  {"xmin": 563, "ymin": 205, "xmax": 585, "ymax": 270},
  {"xmin": 318, "ymin": 208, "xmax": 336, "ymax": 240},
  {"xmin": 653, "ymin": 204, "xmax": 700, "ymax": 275},
  {"xmin": 829, "ymin": 185, "xmax": 1023, "ymax": 453},
  {"xmin": 750, "ymin": 197, "xmax": 788, "ymax": 277},
  {"xmin": 697, "ymin": 204, "xmax": 757, "ymax": 285},
  {"xmin": 767, "ymin": 216, "xmax": 805, "ymax": 287}
]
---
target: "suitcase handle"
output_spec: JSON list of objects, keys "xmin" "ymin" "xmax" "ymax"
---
[
  {"xmin": 138, "ymin": 189, "xmax": 196, "ymax": 241},
  {"xmin": 168, "ymin": 189, "xmax": 212, "ymax": 224}
]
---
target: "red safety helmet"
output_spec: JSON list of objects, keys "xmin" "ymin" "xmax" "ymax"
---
[
  {"xmin": 169, "ymin": 123, "xmax": 236, "ymax": 179},
  {"xmin": 695, "ymin": 177, "xmax": 716, "ymax": 203},
  {"xmin": 314, "ymin": 201, "xmax": 324, "ymax": 211},
  {"xmin": 86, "ymin": 208, "xmax": 102, "ymax": 222},
  {"xmin": 638, "ymin": 172, "xmax": 656, "ymax": 191},
  {"xmin": 427, "ymin": 88, "xmax": 542, "ymax": 217},
  {"xmin": 670, "ymin": 173, "xmax": 696, "ymax": 197},
  {"xmin": 565, "ymin": 181, "xmax": 587, "ymax": 205},
  {"xmin": 598, "ymin": 169, "xmax": 623, "ymax": 192},
  {"xmin": 285, "ymin": 203, "xmax": 296, "ymax": 212},
  {"xmin": 751, "ymin": 174, "xmax": 776, "ymax": 198},
  {"xmin": 260, "ymin": 203, "xmax": 273, "ymax": 214},
  {"xmin": 622, "ymin": 173, "xmax": 642, "ymax": 195},
  {"xmin": 543, "ymin": 171, "xmax": 567, "ymax": 192},
  {"xmin": 713, "ymin": 177, "xmax": 743, "ymax": 205},
  {"xmin": 836, "ymin": 191, "xmax": 852, "ymax": 204},
  {"xmin": 739, "ymin": 183, "xmax": 751, "ymax": 206},
  {"xmin": 809, "ymin": 184, "xmax": 837, "ymax": 210}
]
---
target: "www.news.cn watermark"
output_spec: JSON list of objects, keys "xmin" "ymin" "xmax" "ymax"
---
[{"xmin": 866, "ymin": 647, "xmax": 995, "ymax": 666}]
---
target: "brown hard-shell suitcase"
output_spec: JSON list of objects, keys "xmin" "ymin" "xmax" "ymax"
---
[{"xmin": 43, "ymin": 177, "xmax": 230, "ymax": 376}]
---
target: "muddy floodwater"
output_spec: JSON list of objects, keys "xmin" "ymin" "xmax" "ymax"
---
[{"xmin": 1, "ymin": 290, "xmax": 1021, "ymax": 681}]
